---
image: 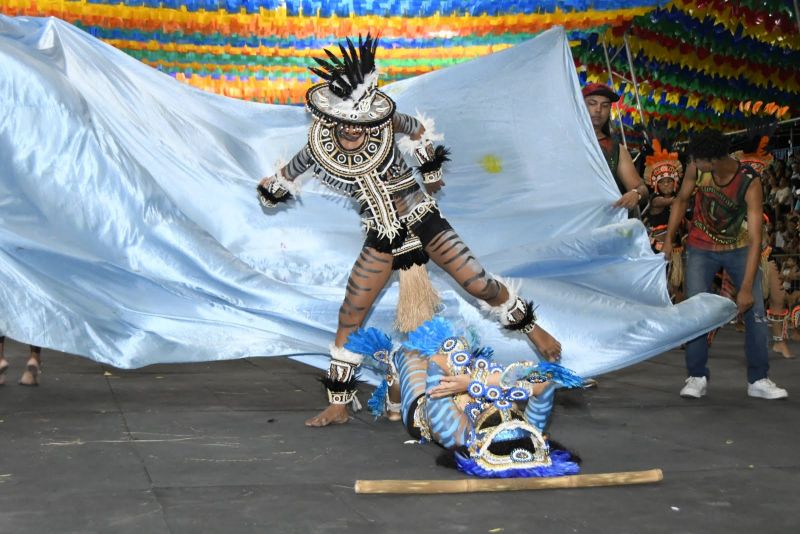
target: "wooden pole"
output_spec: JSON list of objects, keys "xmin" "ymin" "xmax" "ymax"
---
[{"xmin": 355, "ymin": 468, "xmax": 663, "ymax": 495}]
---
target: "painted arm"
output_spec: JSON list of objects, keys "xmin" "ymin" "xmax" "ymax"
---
[
  {"xmin": 428, "ymin": 371, "xmax": 502, "ymax": 398},
  {"xmin": 256, "ymin": 145, "xmax": 313, "ymax": 207},
  {"xmin": 393, "ymin": 112, "xmax": 424, "ymax": 138},
  {"xmin": 394, "ymin": 112, "xmax": 449, "ymax": 195},
  {"xmin": 424, "ymin": 357, "xmax": 472, "ymax": 449}
]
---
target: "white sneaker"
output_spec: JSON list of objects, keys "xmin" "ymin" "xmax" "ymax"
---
[
  {"xmin": 680, "ymin": 376, "xmax": 707, "ymax": 398},
  {"xmin": 747, "ymin": 378, "xmax": 788, "ymax": 400}
]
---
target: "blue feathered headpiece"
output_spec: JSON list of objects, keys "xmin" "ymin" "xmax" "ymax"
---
[
  {"xmin": 454, "ymin": 449, "xmax": 580, "ymax": 478},
  {"xmin": 535, "ymin": 362, "xmax": 583, "ymax": 388},
  {"xmin": 367, "ymin": 379, "xmax": 389, "ymax": 419},
  {"xmin": 403, "ymin": 317, "xmax": 455, "ymax": 356},
  {"xmin": 344, "ymin": 327, "xmax": 393, "ymax": 364},
  {"xmin": 500, "ymin": 361, "xmax": 583, "ymax": 389},
  {"xmin": 346, "ymin": 327, "xmax": 395, "ymax": 419}
]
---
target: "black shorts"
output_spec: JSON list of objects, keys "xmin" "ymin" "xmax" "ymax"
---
[
  {"xmin": 411, "ymin": 208, "xmax": 452, "ymax": 248},
  {"xmin": 362, "ymin": 209, "xmax": 453, "ymax": 255}
]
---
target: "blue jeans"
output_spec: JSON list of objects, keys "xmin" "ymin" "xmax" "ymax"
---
[{"xmin": 684, "ymin": 245, "xmax": 769, "ymax": 384}]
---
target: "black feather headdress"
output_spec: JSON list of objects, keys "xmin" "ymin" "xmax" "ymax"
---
[
  {"xmin": 305, "ymin": 33, "xmax": 395, "ymax": 128},
  {"xmin": 309, "ymin": 34, "xmax": 379, "ymax": 100}
]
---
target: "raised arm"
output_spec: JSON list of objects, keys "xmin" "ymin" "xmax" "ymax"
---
[
  {"xmin": 394, "ymin": 112, "xmax": 450, "ymax": 195},
  {"xmin": 256, "ymin": 145, "xmax": 313, "ymax": 208},
  {"xmin": 393, "ymin": 112, "xmax": 424, "ymax": 138}
]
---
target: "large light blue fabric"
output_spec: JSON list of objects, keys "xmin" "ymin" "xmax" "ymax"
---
[{"xmin": 0, "ymin": 16, "xmax": 736, "ymax": 379}]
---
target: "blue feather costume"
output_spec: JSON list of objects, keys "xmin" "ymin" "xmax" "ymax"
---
[{"xmin": 347, "ymin": 318, "xmax": 583, "ymax": 477}]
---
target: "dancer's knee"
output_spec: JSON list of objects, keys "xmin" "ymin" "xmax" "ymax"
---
[{"xmin": 465, "ymin": 274, "xmax": 503, "ymax": 303}]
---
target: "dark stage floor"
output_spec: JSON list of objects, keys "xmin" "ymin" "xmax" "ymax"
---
[{"xmin": 1, "ymin": 328, "xmax": 798, "ymax": 533}]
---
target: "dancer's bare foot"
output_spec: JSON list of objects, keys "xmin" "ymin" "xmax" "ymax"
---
[
  {"xmin": 18, "ymin": 356, "xmax": 40, "ymax": 386},
  {"xmin": 305, "ymin": 404, "xmax": 349, "ymax": 427},
  {"xmin": 529, "ymin": 326, "xmax": 562, "ymax": 362},
  {"xmin": 772, "ymin": 341, "xmax": 795, "ymax": 359}
]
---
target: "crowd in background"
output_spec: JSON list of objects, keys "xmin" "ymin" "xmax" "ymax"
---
[{"xmin": 763, "ymin": 155, "xmax": 800, "ymax": 255}]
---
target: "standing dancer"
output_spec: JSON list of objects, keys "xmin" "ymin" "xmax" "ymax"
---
[{"xmin": 257, "ymin": 35, "xmax": 561, "ymax": 426}]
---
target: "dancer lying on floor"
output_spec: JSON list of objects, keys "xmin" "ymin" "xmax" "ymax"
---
[{"xmin": 345, "ymin": 318, "xmax": 582, "ymax": 477}]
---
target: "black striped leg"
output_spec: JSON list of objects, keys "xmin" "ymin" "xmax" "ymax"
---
[
  {"xmin": 423, "ymin": 229, "xmax": 508, "ymax": 306},
  {"xmin": 306, "ymin": 246, "xmax": 393, "ymax": 427},
  {"xmin": 334, "ymin": 246, "xmax": 395, "ymax": 347},
  {"xmin": 424, "ymin": 228, "xmax": 561, "ymax": 360}
]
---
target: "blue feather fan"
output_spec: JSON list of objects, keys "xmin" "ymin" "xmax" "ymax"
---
[
  {"xmin": 536, "ymin": 362, "xmax": 583, "ymax": 388},
  {"xmin": 344, "ymin": 327, "xmax": 393, "ymax": 362},
  {"xmin": 367, "ymin": 379, "xmax": 388, "ymax": 418},
  {"xmin": 403, "ymin": 317, "xmax": 454, "ymax": 356}
]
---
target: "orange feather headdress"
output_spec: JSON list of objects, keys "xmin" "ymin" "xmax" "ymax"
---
[
  {"xmin": 644, "ymin": 139, "xmax": 682, "ymax": 192},
  {"xmin": 732, "ymin": 135, "xmax": 773, "ymax": 175}
]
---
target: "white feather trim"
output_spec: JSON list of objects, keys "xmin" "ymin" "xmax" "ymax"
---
[
  {"xmin": 396, "ymin": 110, "xmax": 445, "ymax": 156},
  {"xmin": 328, "ymin": 70, "xmax": 380, "ymax": 115},
  {"xmin": 395, "ymin": 134, "xmax": 421, "ymax": 156},
  {"xmin": 414, "ymin": 111, "xmax": 445, "ymax": 144},
  {"xmin": 348, "ymin": 70, "xmax": 380, "ymax": 106},
  {"xmin": 479, "ymin": 275, "xmax": 522, "ymax": 319},
  {"xmin": 271, "ymin": 159, "xmax": 300, "ymax": 196},
  {"xmin": 395, "ymin": 134, "xmax": 419, "ymax": 156},
  {"xmin": 330, "ymin": 343, "xmax": 364, "ymax": 365}
]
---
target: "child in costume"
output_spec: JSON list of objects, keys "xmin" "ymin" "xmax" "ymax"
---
[
  {"xmin": 643, "ymin": 139, "xmax": 682, "ymax": 241},
  {"xmin": 346, "ymin": 318, "xmax": 582, "ymax": 478},
  {"xmin": 643, "ymin": 140, "xmax": 684, "ymax": 298},
  {"xmin": 256, "ymin": 36, "xmax": 561, "ymax": 426}
]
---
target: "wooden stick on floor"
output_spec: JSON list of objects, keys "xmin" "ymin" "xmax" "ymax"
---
[{"xmin": 355, "ymin": 468, "xmax": 663, "ymax": 494}]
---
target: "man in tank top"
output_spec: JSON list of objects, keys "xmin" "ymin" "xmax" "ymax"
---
[{"xmin": 663, "ymin": 129, "xmax": 787, "ymax": 400}]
